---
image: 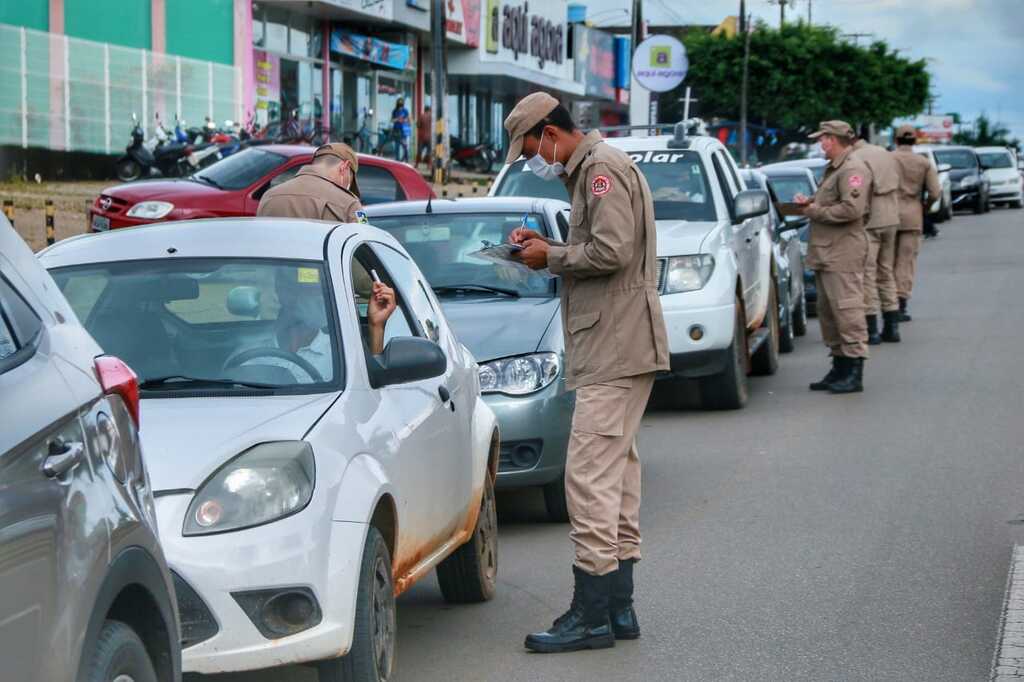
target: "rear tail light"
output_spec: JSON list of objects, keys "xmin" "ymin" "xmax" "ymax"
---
[{"xmin": 95, "ymin": 355, "xmax": 140, "ymax": 427}]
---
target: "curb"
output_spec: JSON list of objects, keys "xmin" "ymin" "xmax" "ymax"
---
[{"xmin": 991, "ymin": 545, "xmax": 1024, "ymax": 680}]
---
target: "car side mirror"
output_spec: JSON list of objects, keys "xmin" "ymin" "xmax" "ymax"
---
[
  {"xmin": 779, "ymin": 216, "xmax": 805, "ymax": 233},
  {"xmin": 734, "ymin": 189, "xmax": 770, "ymax": 223},
  {"xmin": 937, "ymin": 163, "xmax": 952, "ymax": 173},
  {"xmin": 369, "ymin": 336, "xmax": 447, "ymax": 388}
]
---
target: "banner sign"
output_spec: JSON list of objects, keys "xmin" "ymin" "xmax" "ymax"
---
[
  {"xmin": 253, "ymin": 50, "xmax": 280, "ymax": 126},
  {"xmin": 573, "ymin": 26, "xmax": 615, "ymax": 100},
  {"xmin": 632, "ymin": 35, "xmax": 687, "ymax": 93},
  {"xmin": 446, "ymin": 0, "xmax": 482, "ymax": 48},
  {"xmin": 330, "ymin": 30, "xmax": 412, "ymax": 71}
]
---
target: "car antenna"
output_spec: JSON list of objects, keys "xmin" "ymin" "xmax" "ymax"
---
[{"xmin": 426, "ymin": 193, "xmax": 433, "ymax": 214}]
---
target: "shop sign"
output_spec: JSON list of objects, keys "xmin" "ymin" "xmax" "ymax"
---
[
  {"xmin": 253, "ymin": 50, "xmax": 280, "ymax": 126},
  {"xmin": 499, "ymin": 1, "xmax": 563, "ymax": 69},
  {"xmin": 322, "ymin": 0, "xmax": 393, "ymax": 21},
  {"xmin": 446, "ymin": 0, "xmax": 482, "ymax": 48},
  {"xmin": 914, "ymin": 115, "xmax": 954, "ymax": 142},
  {"xmin": 473, "ymin": 0, "xmax": 573, "ymax": 83},
  {"xmin": 573, "ymin": 26, "xmax": 615, "ymax": 100},
  {"xmin": 330, "ymin": 29, "xmax": 412, "ymax": 71},
  {"xmin": 632, "ymin": 34, "xmax": 687, "ymax": 93}
]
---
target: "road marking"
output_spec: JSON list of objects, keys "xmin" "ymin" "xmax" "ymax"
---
[{"xmin": 991, "ymin": 545, "xmax": 1024, "ymax": 680}]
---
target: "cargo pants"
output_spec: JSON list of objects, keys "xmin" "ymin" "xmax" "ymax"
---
[
  {"xmin": 894, "ymin": 230, "xmax": 923, "ymax": 300},
  {"xmin": 815, "ymin": 270, "xmax": 869, "ymax": 359},
  {"xmin": 565, "ymin": 373, "xmax": 656, "ymax": 576},
  {"xmin": 864, "ymin": 224, "xmax": 899, "ymax": 313}
]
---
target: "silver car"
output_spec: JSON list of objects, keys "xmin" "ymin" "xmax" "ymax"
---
[
  {"xmin": 365, "ymin": 198, "xmax": 575, "ymax": 521},
  {"xmin": 0, "ymin": 217, "xmax": 181, "ymax": 682}
]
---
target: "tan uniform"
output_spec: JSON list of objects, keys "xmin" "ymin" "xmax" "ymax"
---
[
  {"xmin": 547, "ymin": 130, "xmax": 669, "ymax": 576},
  {"xmin": 851, "ymin": 140, "xmax": 900, "ymax": 313},
  {"xmin": 804, "ymin": 147, "xmax": 872, "ymax": 359},
  {"xmin": 256, "ymin": 165, "xmax": 364, "ymax": 222},
  {"xmin": 893, "ymin": 146, "xmax": 941, "ymax": 299}
]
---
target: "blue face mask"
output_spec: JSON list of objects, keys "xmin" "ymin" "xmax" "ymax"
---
[{"xmin": 526, "ymin": 130, "xmax": 565, "ymax": 182}]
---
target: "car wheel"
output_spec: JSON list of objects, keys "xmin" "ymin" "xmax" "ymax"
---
[
  {"xmin": 542, "ymin": 475, "xmax": 570, "ymax": 523},
  {"xmin": 84, "ymin": 620, "xmax": 158, "ymax": 682},
  {"xmin": 973, "ymin": 195, "xmax": 985, "ymax": 214},
  {"xmin": 115, "ymin": 159, "xmax": 142, "ymax": 183},
  {"xmin": 436, "ymin": 471, "xmax": 498, "ymax": 603},
  {"xmin": 317, "ymin": 527, "xmax": 395, "ymax": 682},
  {"xmin": 778, "ymin": 283, "xmax": 795, "ymax": 354},
  {"xmin": 1011, "ymin": 199, "xmax": 1023, "ymax": 209},
  {"xmin": 792, "ymin": 289, "xmax": 808, "ymax": 337},
  {"xmin": 984, "ymin": 195, "xmax": 992, "ymax": 212},
  {"xmin": 699, "ymin": 296, "xmax": 748, "ymax": 410},
  {"xmin": 751, "ymin": 282, "xmax": 780, "ymax": 375}
]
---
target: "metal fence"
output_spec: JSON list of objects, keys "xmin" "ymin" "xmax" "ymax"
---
[{"xmin": 0, "ymin": 23, "xmax": 241, "ymax": 155}]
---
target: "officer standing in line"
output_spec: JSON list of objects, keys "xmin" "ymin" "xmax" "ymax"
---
[
  {"xmin": 794, "ymin": 121, "xmax": 872, "ymax": 394},
  {"xmin": 851, "ymin": 130, "xmax": 903, "ymax": 344},
  {"xmin": 504, "ymin": 92, "xmax": 669, "ymax": 653},
  {"xmin": 892, "ymin": 124, "xmax": 941, "ymax": 321},
  {"xmin": 257, "ymin": 142, "xmax": 367, "ymax": 223}
]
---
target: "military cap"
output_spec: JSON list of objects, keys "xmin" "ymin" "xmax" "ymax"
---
[
  {"xmin": 313, "ymin": 142, "xmax": 361, "ymax": 198},
  {"xmin": 808, "ymin": 120, "xmax": 856, "ymax": 141},
  {"xmin": 503, "ymin": 92, "xmax": 559, "ymax": 164},
  {"xmin": 895, "ymin": 124, "xmax": 918, "ymax": 141}
]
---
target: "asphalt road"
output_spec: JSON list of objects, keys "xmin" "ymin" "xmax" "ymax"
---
[{"xmin": 188, "ymin": 207, "xmax": 1024, "ymax": 682}]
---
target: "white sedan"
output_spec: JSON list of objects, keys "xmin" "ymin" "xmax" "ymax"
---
[{"xmin": 39, "ymin": 217, "xmax": 500, "ymax": 681}]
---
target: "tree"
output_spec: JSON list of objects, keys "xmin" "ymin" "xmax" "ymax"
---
[
  {"xmin": 953, "ymin": 114, "xmax": 1015, "ymax": 147},
  {"xmin": 660, "ymin": 22, "xmax": 930, "ymax": 132}
]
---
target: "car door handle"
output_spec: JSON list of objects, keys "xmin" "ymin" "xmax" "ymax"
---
[
  {"xmin": 438, "ymin": 385, "xmax": 451, "ymax": 403},
  {"xmin": 42, "ymin": 440, "xmax": 85, "ymax": 478}
]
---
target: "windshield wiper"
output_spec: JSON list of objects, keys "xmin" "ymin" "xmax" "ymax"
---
[
  {"xmin": 139, "ymin": 375, "xmax": 279, "ymax": 390},
  {"xmin": 433, "ymin": 284, "xmax": 520, "ymax": 298},
  {"xmin": 192, "ymin": 174, "xmax": 223, "ymax": 190}
]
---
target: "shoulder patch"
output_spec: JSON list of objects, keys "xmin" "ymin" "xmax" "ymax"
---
[
  {"xmin": 848, "ymin": 175, "xmax": 864, "ymax": 189},
  {"xmin": 355, "ymin": 210, "xmax": 369, "ymax": 224},
  {"xmin": 591, "ymin": 175, "xmax": 612, "ymax": 197}
]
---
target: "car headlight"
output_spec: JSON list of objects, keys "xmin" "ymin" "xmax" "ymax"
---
[
  {"xmin": 662, "ymin": 255, "xmax": 715, "ymax": 294},
  {"xmin": 184, "ymin": 441, "xmax": 315, "ymax": 536},
  {"xmin": 126, "ymin": 201, "xmax": 174, "ymax": 219},
  {"xmin": 478, "ymin": 352, "xmax": 560, "ymax": 396},
  {"xmin": 959, "ymin": 176, "xmax": 979, "ymax": 188}
]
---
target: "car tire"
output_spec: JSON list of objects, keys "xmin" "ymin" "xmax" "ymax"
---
[
  {"xmin": 792, "ymin": 290, "xmax": 808, "ymax": 337},
  {"xmin": 317, "ymin": 527, "xmax": 395, "ymax": 682},
  {"xmin": 973, "ymin": 195, "xmax": 985, "ymax": 214},
  {"xmin": 542, "ymin": 475, "xmax": 570, "ymax": 523},
  {"xmin": 116, "ymin": 159, "xmax": 142, "ymax": 183},
  {"xmin": 84, "ymin": 620, "xmax": 158, "ymax": 682},
  {"xmin": 1011, "ymin": 199, "xmax": 1023, "ymax": 209},
  {"xmin": 437, "ymin": 472, "xmax": 498, "ymax": 604},
  {"xmin": 778, "ymin": 283, "xmax": 795, "ymax": 354},
  {"xmin": 751, "ymin": 282, "xmax": 780, "ymax": 375},
  {"xmin": 699, "ymin": 296, "xmax": 748, "ymax": 410}
]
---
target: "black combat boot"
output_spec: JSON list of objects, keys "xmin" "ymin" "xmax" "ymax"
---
[
  {"xmin": 809, "ymin": 356, "xmax": 842, "ymax": 391},
  {"xmin": 898, "ymin": 297, "xmax": 912, "ymax": 322},
  {"xmin": 881, "ymin": 311, "xmax": 901, "ymax": 343},
  {"xmin": 609, "ymin": 559, "xmax": 640, "ymax": 640},
  {"xmin": 866, "ymin": 315, "xmax": 882, "ymax": 345},
  {"xmin": 525, "ymin": 566, "xmax": 615, "ymax": 653},
  {"xmin": 828, "ymin": 357, "xmax": 864, "ymax": 394}
]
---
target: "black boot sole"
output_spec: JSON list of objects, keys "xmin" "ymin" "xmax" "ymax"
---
[
  {"xmin": 881, "ymin": 336, "xmax": 900, "ymax": 343},
  {"xmin": 612, "ymin": 628, "xmax": 641, "ymax": 640},
  {"xmin": 524, "ymin": 633, "xmax": 616, "ymax": 653},
  {"xmin": 828, "ymin": 386, "xmax": 863, "ymax": 394}
]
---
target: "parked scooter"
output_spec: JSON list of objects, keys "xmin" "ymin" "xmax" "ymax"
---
[
  {"xmin": 115, "ymin": 113, "xmax": 194, "ymax": 182},
  {"xmin": 450, "ymin": 135, "xmax": 496, "ymax": 173}
]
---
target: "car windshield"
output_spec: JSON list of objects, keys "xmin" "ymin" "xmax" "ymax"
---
[
  {"xmin": 934, "ymin": 149, "xmax": 977, "ymax": 170},
  {"xmin": 979, "ymin": 152, "xmax": 1013, "ymax": 169},
  {"xmin": 192, "ymin": 148, "xmax": 288, "ymax": 190},
  {"xmin": 494, "ymin": 150, "xmax": 717, "ymax": 221},
  {"xmin": 370, "ymin": 213, "xmax": 554, "ymax": 297},
  {"xmin": 49, "ymin": 258, "xmax": 341, "ymax": 393},
  {"xmin": 767, "ymin": 175, "xmax": 814, "ymax": 202}
]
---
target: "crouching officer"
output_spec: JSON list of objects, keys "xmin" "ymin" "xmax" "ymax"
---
[
  {"xmin": 256, "ymin": 142, "xmax": 367, "ymax": 223},
  {"xmin": 504, "ymin": 92, "xmax": 669, "ymax": 653},
  {"xmin": 851, "ymin": 132, "xmax": 902, "ymax": 344},
  {"xmin": 795, "ymin": 121, "xmax": 872, "ymax": 393},
  {"xmin": 892, "ymin": 124, "xmax": 941, "ymax": 320}
]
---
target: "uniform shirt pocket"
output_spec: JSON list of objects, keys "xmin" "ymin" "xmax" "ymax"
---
[
  {"xmin": 572, "ymin": 379, "xmax": 632, "ymax": 436},
  {"xmin": 567, "ymin": 311, "xmax": 601, "ymax": 334},
  {"xmin": 838, "ymin": 296, "xmax": 861, "ymax": 310}
]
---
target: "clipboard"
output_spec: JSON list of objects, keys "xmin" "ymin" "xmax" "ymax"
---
[{"xmin": 777, "ymin": 202, "xmax": 807, "ymax": 217}]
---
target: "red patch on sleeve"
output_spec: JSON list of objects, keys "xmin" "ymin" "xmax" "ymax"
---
[
  {"xmin": 848, "ymin": 174, "xmax": 864, "ymax": 188},
  {"xmin": 591, "ymin": 175, "xmax": 612, "ymax": 196}
]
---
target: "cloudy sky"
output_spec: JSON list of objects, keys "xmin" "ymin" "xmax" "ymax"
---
[{"xmin": 585, "ymin": 0, "xmax": 1024, "ymax": 140}]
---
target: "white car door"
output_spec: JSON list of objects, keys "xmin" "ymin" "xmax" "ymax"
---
[{"xmin": 711, "ymin": 150, "xmax": 757, "ymax": 314}]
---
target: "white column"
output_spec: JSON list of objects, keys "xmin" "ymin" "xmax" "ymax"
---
[
  {"xmin": 207, "ymin": 62, "xmax": 214, "ymax": 121},
  {"xmin": 141, "ymin": 51, "xmax": 148, "ymax": 137},
  {"xmin": 175, "ymin": 57, "xmax": 181, "ymax": 119},
  {"xmin": 63, "ymin": 35, "xmax": 70, "ymax": 150},
  {"xmin": 629, "ymin": 73, "xmax": 650, "ymax": 138},
  {"xmin": 20, "ymin": 27, "xmax": 27, "ymax": 149},
  {"xmin": 104, "ymin": 44, "xmax": 111, "ymax": 154}
]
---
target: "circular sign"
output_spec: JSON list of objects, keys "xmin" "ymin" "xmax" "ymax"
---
[{"xmin": 632, "ymin": 35, "xmax": 688, "ymax": 92}]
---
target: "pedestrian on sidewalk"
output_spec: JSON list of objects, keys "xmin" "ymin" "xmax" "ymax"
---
[
  {"xmin": 851, "ymin": 131, "xmax": 902, "ymax": 344},
  {"xmin": 892, "ymin": 124, "xmax": 942, "ymax": 322},
  {"xmin": 504, "ymin": 92, "xmax": 669, "ymax": 653},
  {"xmin": 794, "ymin": 121, "xmax": 872, "ymax": 394},
  {"xmin": 416, "ymin": 105, "xmax": 432, "ymax": 168},
  {"xmin": 391, "ymin": 98, "xmax": 411, "ymax": 162}
]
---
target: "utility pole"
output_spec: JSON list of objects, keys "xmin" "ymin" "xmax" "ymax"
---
[
  {"xmin": 768, "ymin": 0, "xmax": 792, "ymax": 27},
  {"xmin": 740, "ymin": 6, "xmax": 751, "ymax": 165},
  {"xmin": 631, "ymin": 0, "xmax": 643, "ymax": 59},
  {"xmin": 430, "ymin": 0, "xmax": 448, "ymax": 184},
  {"xmin": 807, "ymin": 0, "xmax": 812, "ymax": 24}
]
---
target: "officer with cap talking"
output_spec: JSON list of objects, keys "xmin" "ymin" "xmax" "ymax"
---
[
  {"xmin": 257, "ymin": 142, "xmax": 367, "ymax": 224},
  {"xmin": 503, "ymin": 92, "xmax": 669, "ymax": 653},
  {"xmin": 794, "ymin": 121, "xmax": 872, "ymax": 394}
]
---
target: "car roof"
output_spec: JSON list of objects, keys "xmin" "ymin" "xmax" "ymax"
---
[
  {"xmin": 929, "ymin": 145, "xmax": 975, "ymax": 153},
  {"xmin": 598, "ymin": 134, "xmax": 720, "ymax": 153},
  {"xmin": 256, "ymin": 144, "xmax": 406, "ymax": 167},
  {"xmin": 36, "ymin": 218, "xmax": 380, "ymax": 268},
  {"xmin": 759, "ymin": 165, "xmax": 815, "ymax": 178},
  {"xmin": 364, "ymin": 197, "xmax": 571, "ymax": 217}
]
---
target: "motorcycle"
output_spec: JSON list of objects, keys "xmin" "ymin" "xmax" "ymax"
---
[
  {"xmin": 450, "ymin": 135, "xmax": 496, "ymax": 173},
  {"xmin": 115, "ymin": 113, "xmax": 194, "ymax": 182}
]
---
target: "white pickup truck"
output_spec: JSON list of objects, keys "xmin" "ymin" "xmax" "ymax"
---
[{"xmin": 490, "ymin": 124, "xmax": 779, "ymax": 409}]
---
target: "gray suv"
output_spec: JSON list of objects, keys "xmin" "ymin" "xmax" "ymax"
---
[{"xmin": 0, "ymin": 216, "xmax": 181, "ymax": 682}]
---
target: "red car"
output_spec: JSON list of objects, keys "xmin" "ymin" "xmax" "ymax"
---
[{"xmin": 89, "ymin": 145, "xmax": 434, "ymax": 231}]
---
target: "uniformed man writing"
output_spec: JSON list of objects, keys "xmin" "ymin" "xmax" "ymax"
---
[
  {"xmin": 795, "ymin": 121, "xmax": 872, "ymax": 393},
  {"xmin": 851, "ymin": 132, "xmax": 902, "ymax": 344},
  {"xmin": 503, "ymin": 92, "xmax": 669, "ymax": 653},
  {"xmin": 891, "ymin": 124, "xmax": 941, "ymax": 321}
]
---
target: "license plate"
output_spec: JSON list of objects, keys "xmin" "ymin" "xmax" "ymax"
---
[{"xmin": 91, "ymin": 214, "xmax": 110, "ymax": 232}]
